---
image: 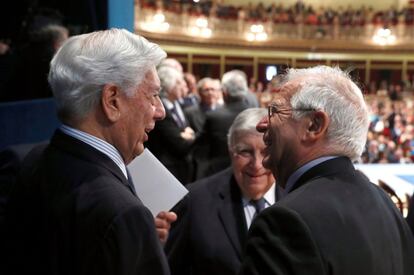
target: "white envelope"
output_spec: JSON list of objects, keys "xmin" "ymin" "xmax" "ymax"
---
[{"xmin": 128, "ymin": 148, "xmax": 188, "ymax": 216}]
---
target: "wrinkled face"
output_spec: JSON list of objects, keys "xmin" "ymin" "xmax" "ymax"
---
[
  {"xmin": 199, "ymin": 80, "xmax": 220, "ymax": 107},
  {"xmin": 257, "ymin": 83, "xmax": 303, "ymax": 181},
  {"xmin": 230, "ymin": 132, "xmax": 274, "ymax": 200},
  {"xmin": 118, "ymin": 67, "xmax": 165, "ymax": 164}
]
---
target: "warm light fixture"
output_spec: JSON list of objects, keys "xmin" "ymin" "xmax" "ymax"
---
[
  {"xmin": 189, "ymin": 16, "xmax": 212, "ymax": 38},
  {"xmin": 373, "ymin": 27, "xmax": 396, "ymax": 45},
  {"xmin": 246, "ymin": 24, "xmax": 268, "ymax": 41},
  {"xmin": 141, "ymin": 11, "xmax": 170, "ymax": 32}
]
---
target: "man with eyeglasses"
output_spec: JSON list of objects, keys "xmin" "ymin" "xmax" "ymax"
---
[
  {"xmin": 165, "ymin": 108, "xmax": 275, "ymax": 275},
  {"xmin": 240, "ymin": 66, "xmax": 414, "ymax": 275}
]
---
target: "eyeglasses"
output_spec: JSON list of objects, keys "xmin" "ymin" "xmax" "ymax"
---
[{"xmin": 267, "ymin": 104, "xmax": 316, "ymax": 120}]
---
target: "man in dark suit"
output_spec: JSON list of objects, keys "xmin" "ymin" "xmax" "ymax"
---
[
  {"xmin": 184, "ymin": 77, "xmax": 222, "ymax": 134},
  {"xmin": 5, "ymin": 29, "xmax": 175, "ymax": 275},
  {"xmin": 146, "ymin": 65, "xmax": 195, "ymax": 184},
  {"xmin": 165, "ymin": 108, "xmax": 275, "ymax": 275},
  {"xmin": 193, "ymin": 70, "xmax": 250, "ymax": 179},
  {"xmin": 240, "ymin": 66, "xmax": 414, "ymax": 275}
]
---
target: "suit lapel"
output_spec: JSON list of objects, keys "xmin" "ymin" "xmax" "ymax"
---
[
  {"xmin": 51, "ymin": 130, "xmax": 134, "ymax": 194},
  {"xmin": 217, "ymin": 173, "xmax": 247, "ymax": 259}
]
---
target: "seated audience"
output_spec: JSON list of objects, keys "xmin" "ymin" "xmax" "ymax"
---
[{"xmin": 165, "ymin": 108, "xmax": 275, "ymax": 275}]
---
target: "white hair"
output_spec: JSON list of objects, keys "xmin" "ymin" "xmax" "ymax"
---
[
  {"xmin": 285, "ymin": 65, "xmax": 369, "ymax": 160},
  {"xmin": 221, "ymin": 70, "xmax": 248, "ymax": 100},
  {"xmin": 158, "ymin": 58, "xmax": 183, "ymax": 72},
  {"xmin": 227, "ymin": 108, "xmax": 267, "ymax": 148},
  {"xmin": 197, "ymin": 77, "xmax": 221, "ymax": 92},
  {"xmin": 48, "ymin": 28, "xmax": 166, "ymax": 123},
  {"xmin": 158, "ymin": 66, "xmax": 183, "ymax": 96}
]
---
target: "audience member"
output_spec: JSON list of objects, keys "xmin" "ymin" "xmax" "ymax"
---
[
  {"xmin": 181, "ymin": 72, "xmax": 199, "ymax": 108},
  {"xmin": 240, "ymin": 66, "xmax": 414, "ymax": 275},
  {"xmin": 193, "ymin": 69, "xmax": 250, "ymax": 179},
  {"xmin": 147, "ymin": 65, "xmax": 195, "ymax": 184},
  {"xmin": 5, "ymin": 29, "xmax": 176, "ymax": 275},
  {"xmin": 1, "ymin": 24, "xmax": 69, "ymax": 102},
  {"xmin": 165, "ymin": 108, "xmax": 275, "ymax": 275},
  {"xmin": 185, "ymin": 77, "xmax": 222, "ymax": 133}
]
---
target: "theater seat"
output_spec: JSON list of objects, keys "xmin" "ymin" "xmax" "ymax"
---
[{"xmin": 0, "ymin": 98, "xmax": 60, "ymax": 150}]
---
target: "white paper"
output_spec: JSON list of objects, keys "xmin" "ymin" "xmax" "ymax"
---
[{"xmin": 128, "ymin": 148, "xmax": 188, "ymax": 217}]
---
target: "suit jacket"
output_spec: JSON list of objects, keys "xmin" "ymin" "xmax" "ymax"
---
[
  {"xmin": 183, "ymin": 104, "xmax": 217, "ymax": 135},
  {"xmin": 240, "ymin": 157, "xmax": 414, "ymax": 275},
  {"xmin": 146, "ymin": 99, "xmax": 194, "ymax": 184},
  {"xmin": 5, "ymin": 130, "xmax": 170, "ymax": 275},
  {"xmin": 165, "ymin": 168, "xmax": 248, "ymax": 275},
  {"xmin": 192, "ymin": 101, "xmax": 249, "ymax": 179}
]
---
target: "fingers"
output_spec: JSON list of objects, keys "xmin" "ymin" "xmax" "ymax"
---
[{"xmin": 155, "ymin": 211, "xmax": 178, "ymax": 243}]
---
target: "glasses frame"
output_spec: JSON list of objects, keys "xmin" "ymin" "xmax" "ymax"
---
[{"xmin": 267, "ymin": 104, "xmax": 316, "ymax": 121}]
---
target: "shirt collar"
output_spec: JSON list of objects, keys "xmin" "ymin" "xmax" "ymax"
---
[
  {"xmin": 241, "ymin": 181, "xmax": 276, "ymax": 206},
  {"xmin": 284, "ymin": 156, "xmax": 338, "ymax": 194},
  {"xmin": 60, "ymin": 124, "xmax": 128, "ymax": 179}
]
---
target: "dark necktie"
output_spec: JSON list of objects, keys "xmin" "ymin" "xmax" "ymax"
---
[
  {"xmin": 171, "ymin": 105, "xmax": 185, "ymax": 128},
  {"xmin": 251, "ymin": 198, "xmax": 266, "ymax": 216}
]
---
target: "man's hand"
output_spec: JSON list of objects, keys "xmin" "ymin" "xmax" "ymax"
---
[
  {"xmin": 180, "ymin": 127, "xmax": 195, "ymax": 140},
  {"xmin": 155, "ymin": 211, "xmax": 178, "ymax": 244}
]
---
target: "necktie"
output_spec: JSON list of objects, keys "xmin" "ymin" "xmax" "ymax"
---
[
  {"xmin": 251, "ymin": 198, "xmax": 266, "ymax": 216},
  {"xmin": 171, "ymin": 105, "xmax": 185, "ymax": 128}
]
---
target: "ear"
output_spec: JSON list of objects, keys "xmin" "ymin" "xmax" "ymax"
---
[
  {"xmin": 101, "ymin": 84, "xmax": 122, "ymax": 123},
  {"xmin": 303, "ymin": 111, "xmax": 329, "ymax": 142}
]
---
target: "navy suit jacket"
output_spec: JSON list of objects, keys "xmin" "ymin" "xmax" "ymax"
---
[
  {"xmin": 5, "ymin": 130, "xmax": 170, "ymax": 275},
  {"xmin": 165, "ymin": 168, "xmax": 247, "ymax": 275},
  {"xmin": 240, "ymin": 157, "xmax": 414, "ymax": 275}
]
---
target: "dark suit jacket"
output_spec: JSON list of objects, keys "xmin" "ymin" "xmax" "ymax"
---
[
  {"xmin": 5, "ymin": 130, "xmax": 170, "ymax": 275},
  {"xmin": 147, "ymin": 100, "xmax": 194, "ymax": 184},
  {"xmin": 192, "ymin": 101, "xmax": 249, "ymax": 179},
  {"xmin": 240, "ymin": 157, "xmax": 414, "ymax": 275},
  {"xmin": 165, "ymin": 168, "xmax": 248, "ymax": 275}
]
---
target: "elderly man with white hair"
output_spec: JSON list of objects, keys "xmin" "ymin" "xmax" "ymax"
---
[
  {"xmin": 146, "ymin": 65, "xmax": 196, "ymax": 184},
  {"xmin": 5, "ymin": 29, "xmax": 175, "ymax": 275},
  {"xmin": 240, "ymin": 66, "xmax": 414, "ymax": 275}
]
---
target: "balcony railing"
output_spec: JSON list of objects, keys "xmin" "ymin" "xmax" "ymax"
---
[{"xmin": 136, "ymin": 7, "xmax": 414, "ymax": 50}]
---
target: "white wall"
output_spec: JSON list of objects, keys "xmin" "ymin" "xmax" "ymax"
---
[{"xmin": 221, "ymin": 0, "xmax": 410, "ymax": 10}]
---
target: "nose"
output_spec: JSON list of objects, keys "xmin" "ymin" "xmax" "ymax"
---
[
  {"xmin": 154, "ymin": 97, "xmax": 166, "ymax": 121},
  {"xmin": 249, "ymin": 152, "xmax": 263, "ymax": 170},
  {"xmin": 256, "ymin": 115, "xmax": 269, "ymax": 133}
]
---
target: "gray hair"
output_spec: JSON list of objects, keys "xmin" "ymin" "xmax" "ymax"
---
[
  {"xmin": 221, "ymin": 70, "xmax": 248, "ymax": 100},
  {"xmin": 285, "ymin": 65, "xmax": 369, "ymax": 160},
  {"xmin": 157, "ymin": 66, "xmax": 183, "ymax": 96},
  {"xmin": 197, "ymin": 77, "xmax": 221, "ymax": 92},
  {"xmin": 227, "ymin": 108, "xmax": 267, "ymax": 149},
  {"xmin": 158, "ymin": 58, "xmax": 183, "ymax": 72},
  {"xmin": 48, "ymin": 28, "xmax": 166, "ymax": 123}
]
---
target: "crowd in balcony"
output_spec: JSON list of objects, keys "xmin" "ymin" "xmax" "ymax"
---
[{"xmin": 140, "ymin": 0, "xmax": 414, "ymax": 27}]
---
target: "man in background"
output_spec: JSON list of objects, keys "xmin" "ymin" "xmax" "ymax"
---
[
  {"xmin": 193, "ymin": 70, "xmax": 250, "ymax": 179},
  {"xmin": 240, "ymin": 66, "xmax": 414, "ymax": 275},
  {"xmin": 6, "ymin": 29, "xmax": 175, "ymax": 275},
  {"xmin": 165, "ymin": 108, "xmax": 275, "ymax": 275}
]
